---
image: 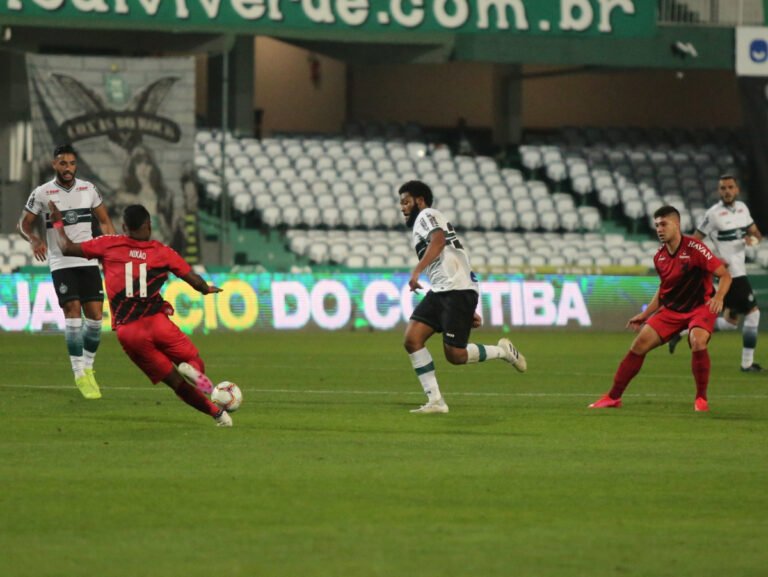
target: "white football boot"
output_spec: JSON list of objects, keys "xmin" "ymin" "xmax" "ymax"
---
[
  {"xmin": 215, "ymin": 410, "xmax": 233, "ymax": 427},
  {"xmin": 410, "ymin": 397, "xmax": 449, "ymax": 414},
  {"xmin": 177, "ymin": 362, "xmax": 214, "ymax": 394},
  {"xmin": 498, "ymin": 338, "xmax": 527, "ymax": 373}
]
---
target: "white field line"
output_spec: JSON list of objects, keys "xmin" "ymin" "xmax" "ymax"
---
[{"xmin": 1, "ymin": 383, "xmax": 767, "ymax": 400}]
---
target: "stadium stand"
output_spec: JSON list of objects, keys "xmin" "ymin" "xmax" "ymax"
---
[
  {"xmin": 0, "ymin": 234, "xmax": 39, "ymax": 273},
  {"xmin": 525, "ymin": 126, "xmax": 746, "ymax": 238},
  {"xmin": 191, "ymin": 124, "xmax": 751, "ymax": 271}
]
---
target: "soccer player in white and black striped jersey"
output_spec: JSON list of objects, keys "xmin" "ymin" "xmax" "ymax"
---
[
  {"xmin": 19, "ymin": 144, "xmax": 115, "ymax": 398},
  {"xmin": 399, "ymin": 180, "xmax": 527, "ymax": 414},
  {"xmin": 668, "ymin": 175, "xmax": 764, "ymax": 371}
]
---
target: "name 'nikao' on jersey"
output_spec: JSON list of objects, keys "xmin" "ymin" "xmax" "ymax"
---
[
  {"xmin": 25, "ymin": 178, "xmax": 103, "ymax": 272},
  {"xmin": 411, "ymin": 208, "xmax": 479, "ymax": 293},
  {"xmin": 696, "ymin": 200, "xmax": 754, "ymax": 278}
]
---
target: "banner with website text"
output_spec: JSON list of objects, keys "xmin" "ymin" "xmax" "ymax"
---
[
  {"xmin": 0, "ymin": 271, "xmax": 660, "ymax": 333},
  {"xmin": 2, "ymin": 0, "xmax": 655, "ymax": 36}
]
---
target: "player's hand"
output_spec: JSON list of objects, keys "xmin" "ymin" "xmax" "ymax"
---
[
  {"xmin": 408, "ymin": 272, "xmax": 422, "ymax": 293},
  {"xmin": 472, "ymin": 313, "xmax": 482, "ymax": 328},
  {"xmin": 47, "ymin": 200, "xmax": 62, "ymax": 223},
  {"xmin": 626, "ymin": 314, "xmax": 646, "ymax": 331},
  {"xmin": 206, "ymin": 285, "xmax": 223, "ymax": 294},
  {"xmin": 30, "ymin": 237, "xmax": 47, "ymax": 262},
  {"xmin": 708, "ymin": 297, "xmax": 724, "ymax": 315}
]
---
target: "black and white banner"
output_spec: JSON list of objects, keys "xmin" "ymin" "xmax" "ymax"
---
[{"xmin": 26, "ymin": 54, "xmax": 198, "ymax": 259}]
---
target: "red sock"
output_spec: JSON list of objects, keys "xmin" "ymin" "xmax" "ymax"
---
[
  {"xmin": 608, "ymin": 351, "xmax": 646, "ymax": 399},
  {"xmin": 691, "ymin": 349, "xmax": 710, "ymax": 400},
  {"xmin": 173, "ymin": 381, "xmax": 220, "ymax": 417}
]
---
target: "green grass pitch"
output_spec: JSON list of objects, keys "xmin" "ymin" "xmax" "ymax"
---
[{"xmin": 1, "ymin": 329, "xmax": 767, "ymax": 577}]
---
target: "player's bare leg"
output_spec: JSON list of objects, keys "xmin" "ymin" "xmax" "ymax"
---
[
  {"xmin": 590, "ymin": 324, "xmax": 662, "ymax": 408},
  {"xmin": 163, "ymin": 368, "xmax": 231, "ymax": 426},
  {"xmin": 404, "ymin": 320, "xmax": 447, "ymax": 413}
]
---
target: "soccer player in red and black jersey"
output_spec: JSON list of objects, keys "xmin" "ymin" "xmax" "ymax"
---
[
  {"xmin": 49, "ymin": 201, "xmax": 234, "ymax": 427},
  {"xmin": 590, "ymin": 205, "xmax": 732, "ymax": 412}
]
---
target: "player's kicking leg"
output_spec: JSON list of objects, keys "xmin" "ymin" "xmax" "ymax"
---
[
  {"xmin": 163, "ymin": 368, "xmax": 232, "ymax": 427},
  {"xmin": 464, "ymin": 339, "xmax": 527, "ymax": 372},
  {"xmin": 177, "ymin": 360, "xmax": 214, "ymax": 394}
]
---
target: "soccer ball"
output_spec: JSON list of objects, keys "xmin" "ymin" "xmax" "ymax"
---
[{"xmin": 211, "ymin": 381, "xmax": 243, "ymax": 413}]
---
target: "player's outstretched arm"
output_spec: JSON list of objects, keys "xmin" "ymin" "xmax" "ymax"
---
[
  {"xmin": 710, "ymin": 265, "xmax": 732, "ymax": 315},
  {"xmin": 409, "ymin": 229, "xmax": 447, "ymax": 292},
  {"xmin": 47, "ymin": 201, "xmax": 85, "ymax": 258},
  {"xmin": 180, "ymin": 271, "xmax": 222, "ymax": 295},
  {"xmin": 18, "ymin": 210, "xmax": 47, "ymax": 262}
]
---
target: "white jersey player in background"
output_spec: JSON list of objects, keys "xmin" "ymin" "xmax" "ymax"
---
[
  {"xmin": 668, "ymin": 175, "xmax": 763, "ymax": 371},
  {"xmin": 19, "ymin": 144, "xmax": 115, "ymax": 398},
  {"xmin": 399, "ymin": 180, "xmax": 527, "ymax": 414}
]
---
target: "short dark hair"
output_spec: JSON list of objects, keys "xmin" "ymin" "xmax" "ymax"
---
[
  {"xmin": 653, "ymin": 205, "xmax": 680, "ymax": 220},
  {"xmin": 398, "ymin": 180, "xmax": 433, "ymax": 207},
  {"xmin": 123, "ymin": 204, "xmax": 151, "ymax": 231},
  {"xmin": 53, "ymin": 144, "xmax": 77, "ymax": 158},
  {"xmin": 719, "ymin": 174, "xmax": 738, "ymax": 183}
]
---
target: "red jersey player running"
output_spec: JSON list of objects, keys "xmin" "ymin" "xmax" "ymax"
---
[
  {"xmin": 589, "ymin": 205, "xmax": 732, "ymax": 412},
  {"xmin": 49, "ymin": 201, "xmax": 234, "ymax": 427}
]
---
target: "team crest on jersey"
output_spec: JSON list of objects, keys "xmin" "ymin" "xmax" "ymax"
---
[
  {"xmin": 59, "ymin": 283, "xmax": 68, "ymax": 295},
  {"xmin": 63, "ymin": 210, "xmax": 79, "ymax": 225}
]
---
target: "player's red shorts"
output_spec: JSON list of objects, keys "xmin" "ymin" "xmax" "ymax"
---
[
  {"xmin": 115, "ymin": 313, "xmax": 200, "ymax": 384},
  {"xmin": 645, "ymin": 302, "xmax": 717, "ymax": 343}
]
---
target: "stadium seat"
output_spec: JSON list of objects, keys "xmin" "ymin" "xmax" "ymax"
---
[
  {"xmin": 302, "ymin": 207, "xmax": 322, "ymax": 228},
  {"xmin": 261, "ymin": 206, "xmax": 281, "ymax": 228},
  {"xmin": 321, "ymin": 208, "xmax": 341, "ymax": 228},
  {"xmin": 519, "ymin": 211, "xmax": 539, "ymax": 231}
]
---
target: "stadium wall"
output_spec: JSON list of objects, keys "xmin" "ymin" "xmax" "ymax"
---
[
  {"xmin": 196, "ymin": 38, "xmax": 347, "ymax": 135},
  {"xmin": 522, "ymin": 67, "xmax": 743, "ymax": 129},
  {"xmin": 193, "ymin": 39, "xmax": 742, "ymax": 136}
]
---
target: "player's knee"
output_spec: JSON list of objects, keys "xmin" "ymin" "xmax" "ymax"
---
[
  {"xmin": 444, "ymin": 346, "xmax": 466, "ymax": 365},
  {"xmin": 689, "ymin": 332, "xmax": 709, "ymax": 352},
  {"xmin": 404, "ymin": 335, "xmax": 422, "ymax": 354}
]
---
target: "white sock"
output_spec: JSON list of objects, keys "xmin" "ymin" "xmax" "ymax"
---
[
  {"xmin": 466, "ymin": 343, "xmax": 505, "ymax": 363},
  {"xmin": 82, "ymin": 318, "xmax": 102, "ymax": 370},
  {"xmin": 408, "ymin": 348, "xmax": 441, "ymax": 401},
  {"xmin": 716, "ymin": 317, "xmax": 738, "ymax": 332},
  {"xmin": 65, "ymin": 318, "xmax": 84, "ymax": 377},
  {"xmin": 742, "ymin": 310, "xmax": 760, "ymax": 368}
]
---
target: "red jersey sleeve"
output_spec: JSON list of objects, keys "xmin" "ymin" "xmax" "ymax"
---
[
  {"xmin": 160, "ymin": 243, "xmax": 192, "ymax": 278},
  {"xmin": 689, "ymin": 238, "xmax": 722, "ymax": 273},
  {"xmin": 80, "ymin": 234, "xmax": 120, "ymax": 260}
]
